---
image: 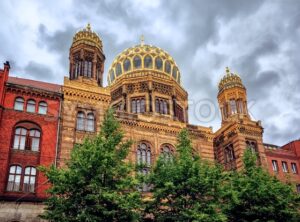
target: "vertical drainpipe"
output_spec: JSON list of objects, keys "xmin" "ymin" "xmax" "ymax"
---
[{"xmin": 54, "ymin": 92, "xmax": 62, "ymax": 167}]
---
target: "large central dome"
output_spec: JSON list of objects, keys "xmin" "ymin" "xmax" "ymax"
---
[{"xmin": 108, "ymin": 43, "xmax": 181, "ymax": 85}]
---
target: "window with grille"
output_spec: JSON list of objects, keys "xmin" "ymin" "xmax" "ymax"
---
[
  {"xmin": 13, "ymin": 125, "xmax": 41, "ymax": 151},
  {"xmin": 155, "ymin": 57, "xmax": 163, "ymax": 70},
  {"xmin": 38, "ymin": 101, "xmax": 47, "ymax": 114},
  {"xmin": 230, "ymin": 99, "xmax": 237, "ymax": 114},
  {"xmin": 164, "ymin": 61, "xmax": 171, "ymax": 74},
  {"xmin": 155, "ymin": 98, "xmax": 169, "ymax": 114},
  {"xmin": 76, "ymin": 112, "xmax": 85, "ymax": 131},
  {"xmin": 137, "ymin": 142, "xmax": 151, "ymax": 192},
  {"xmin": 224, "ymin": 144, "xmax": 235, "ymax": 163},
  {"xmin": 116, "ymin": 63, "xmax": 122, "ymax": 76},
  {"xmin": 133, "ymin": 56, "xmax": 142, "ymax": 69},
  {"xmin": 161, "ymin": 145, "xmax": 173, "ymax": 162},
  {"xmin": 131, "ymin": 97, "xmax": 145, "ymax": 114},
  {"xmin": 175, "ymin": 104, "xmax": 184, "ymax": 122},
  {"xmin": 29, "ymin": 129, "xmax": 41, "ymax": 151},
  {"xmin": 123, "ymin": 59, "xmax": 131, "ymax": 72},
  {"xmin": 86, "ymin": 113, "xmax": 95, "ymax": 132},
  {"xmin": 14, "ymin": 97, "xmax": 24, "ymax": 111},
  {"xmin": 23, "ymin": 167, "xmax": 36, "ymax": 193},
  {"xmin": 144, "ymin": 55, "xmax": 153, "ymax": 68},
  {"xmin": 13, "ymin": 128, "xmax": 27, "ymax": 150},
  {"xmin": 7, "ymin": 165, "xmax": 22, "ymax": 192},
  {"xmin": 26, "ymin": 99, "xmax": 36, "ymax": 113}
]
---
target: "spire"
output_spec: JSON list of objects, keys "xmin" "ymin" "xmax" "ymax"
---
[
  {"xmin": 226, "ymin": 66, "xmax": 230, "ymax": 75},
  {"xmin": 86, "ymin": 23, "xmax": 91, "ymax": 31},
  {"xmin": 140, "ymin": 35, "xmax": 145, "ymax": 46}
]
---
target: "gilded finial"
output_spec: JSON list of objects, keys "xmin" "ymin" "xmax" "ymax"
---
[
  {"xmin": 140, "ymin": 35, "xmax": 145, "ymax": 46},
  {"xmin": 87, "ymin": 23, "xmax": 91, "ymax": 31},
  {"xmin": 226, "ymin": 67, "xmax": 230, "ymax": 75}
]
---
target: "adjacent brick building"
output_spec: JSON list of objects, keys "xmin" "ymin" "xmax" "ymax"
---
[
  {"xmin": 265, "ymin": 141, "xmax": 300, "ymax": 191},
  {"xmin": 0, "ymin": 62, "xmax": 62, "ymax": 221}
]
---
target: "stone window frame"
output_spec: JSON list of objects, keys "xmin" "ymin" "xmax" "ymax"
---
[{"xmin": 76, "ymin": 109, "xmax": 96, "ymax": 133}]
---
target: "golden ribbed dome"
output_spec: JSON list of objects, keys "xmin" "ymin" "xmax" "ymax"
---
[
  {"xmin": 108, "ymin": 41, "xmax": 181, "ymax": 85},
  {"xmin": 71, "ymin": 23, "xmax": 103, "ymax": 52},
  {"xmin": 218, "ymin": 67, "xmax": 245, "ymax": 93}
]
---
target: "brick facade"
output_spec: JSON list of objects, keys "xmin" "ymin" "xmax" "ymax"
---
[{"xmin": 0, "ymin": 64, "xmax": 62, "ymax": 221}]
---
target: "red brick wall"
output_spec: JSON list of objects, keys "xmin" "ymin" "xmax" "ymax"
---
[
  {"xmin": 265, "ymin": 147, "xmax": 300, "ymax": 185},
  {"xmin": 0, "ymin": 85, "xmax": 61, "ymax": 200}
]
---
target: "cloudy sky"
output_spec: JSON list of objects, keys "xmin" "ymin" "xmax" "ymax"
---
[{"xmin": 0, "ymin": 0, "xmax": 299, "ymax": 145}]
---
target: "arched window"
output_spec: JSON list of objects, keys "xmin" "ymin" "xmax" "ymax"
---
[
  {"xmin": 38, "ymin": 101, "xmax": 47, "ymax": 115},
  {"xmin": 155, "ymin": 98, "xmax": 169, "ymax": 114},
  {"xmin": 76, "ymin": 112, "xmax": 85, "ymax": 131},
  {"xmin": 7, "ymin": 165, "xmax": 22, "ymax": 192},
  {"xmin": 23, "ymin": 167, "xmax": 36, "ymax": 193},
  {"xmin": 83, "ymin": 60, "xmax": 92, "ymax": 78},
  {"xmin": 137, "ymin": 142, "xmax": 151, "ymax": 192},
  {"xmin": 172, "ymin": 67, "xmax": 178, "ymax": 79},
  {"xmin": 123, "ymin": 59, "xmax": 131, "ymax": 72},
  {"xmin": 86, "ymin": 113, "xmax": 95, "ymax": 132},
  {"xmin": 230, "ymin": 99, "xmax": 237, "ymax": 114},
  {"xmin": 237, "ymin": 99, "xmax": 244, "ymax": 114},
  {"xmin": 175, "ymin": 104, "xmax": 184, "ymax": 122},
  {"xmin": 224, "ymin": 145, "xmax": 235, "ymax": 163},
  {"xmin": 224, "ymin": 144, "xmax": 236, "ymax": 170},
  {"xmin": 74, "ymin": 61, "xmax": 80, "ymax": 78},
  {"xmin": 29, "ymin": 129, "xmax": 41, "ymax": 151},
  {"xmin": 137, "ymin": 143, "xmax": 151, "ymax": 166},
  {"xmin": 13, "ymin": 123, "xmax": 41, "ymax": 151},
  {"xmin": 26, "ymin": 99, "xmax": 36, "ymax": 113},
  {"xmin": 131, "ymin": 99, "xmax": 137, "ymax": 113},
  {"xmin": 155, "ymin": 57, "xmax": 163, "ymax": 70},
  {"xmin": 144, "ymin": 55, "xmax": 153, "ymax": 68},
  {"xmin": 14, "ymin": 97, "xmax": 24, "ymax": 111},
  {"xmin": 246, "ymin": 141, "xmax": 258, "ymax": 153},
  {"xmin": 13, "ymin": 128, "xmax": 27, "ymax": 150},
  {"xmin": 133, "ymin": 56, "xmax": 142, "ymax": 69},
  {"xmin": 161, "ymin": 145, "xmax": 173, "ymax": 162},
  {"xmin": 116, "ymin": 63, "xmax": 122, "ymax": 77},
  {"xmin": 131, "ymin": 97, "xmax": 145, "ymax": 114},
  {"xmin": 74, "ymin": 57, "xmax": 82, "ymax": 78},
  {"xmin": 110, "ymin": 70, "xmax": 115, "ymax": 82},
  {"xmin": 164, "ymin": 61, "xmax": 171, "ymax": 74}
]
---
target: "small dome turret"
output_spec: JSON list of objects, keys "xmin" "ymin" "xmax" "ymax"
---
[
  {"xmin": 218, "ymin": 67, "xmax": 245, "ymax": 94},
  {"xmin": 71, "ymin": 23, "xmax": 103, "ymax": 53}
]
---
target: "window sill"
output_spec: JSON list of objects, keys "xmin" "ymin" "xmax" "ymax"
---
[
  {"xmin": 11, "ymin": 149, "xmax": 40, "ymax": 154},
  {"xmin": 76, "ymin": 130, "xmax": 96, "ymax": 134}
]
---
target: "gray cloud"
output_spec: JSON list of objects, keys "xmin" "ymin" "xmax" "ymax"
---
[{"xmin": 24, "ymin": 61, "xmax": 55, "ymax": 81}]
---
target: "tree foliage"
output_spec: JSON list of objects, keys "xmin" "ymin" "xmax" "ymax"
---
[
  {"xmin": 39, "ymin": 111, "xmax": 300, "ymax": 222},
  {"xmin": 40, "ymin": 109, "xmax": 142, "ymax": 222},
  {"xmin": 145, "ymin": 129, "xmax": 226, "ymax": 222},
  {"xmin": 223, "ymin": 149, "xmax": 300, "ymax": 222}
]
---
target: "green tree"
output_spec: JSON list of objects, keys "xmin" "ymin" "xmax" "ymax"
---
[
  {"xmin": 145, "ymin": 129, "xmax": 226, "ymax": 222},
  {"xmin": 40, "ymin": 109, "xmax": 142, "ymax": 222},
  {"xmin": 223, "ymin": 149, "xmax": 300, "ymax": 222}
]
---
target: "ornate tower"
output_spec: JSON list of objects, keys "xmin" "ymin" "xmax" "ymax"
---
[
  {"xmin": 217, "ymin": 67, "xmax": 249, "ymax": 125},
  {"xmin": 214, "ymin": 67, "xmax": 267, "ymax": 170},
  {"xmin": 69, "ymin": 23, "xmax": 105, "ymax": 86},
  {"xmin": 59, "ymin": 24, "xmax": 110, "ymax": 166}
]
